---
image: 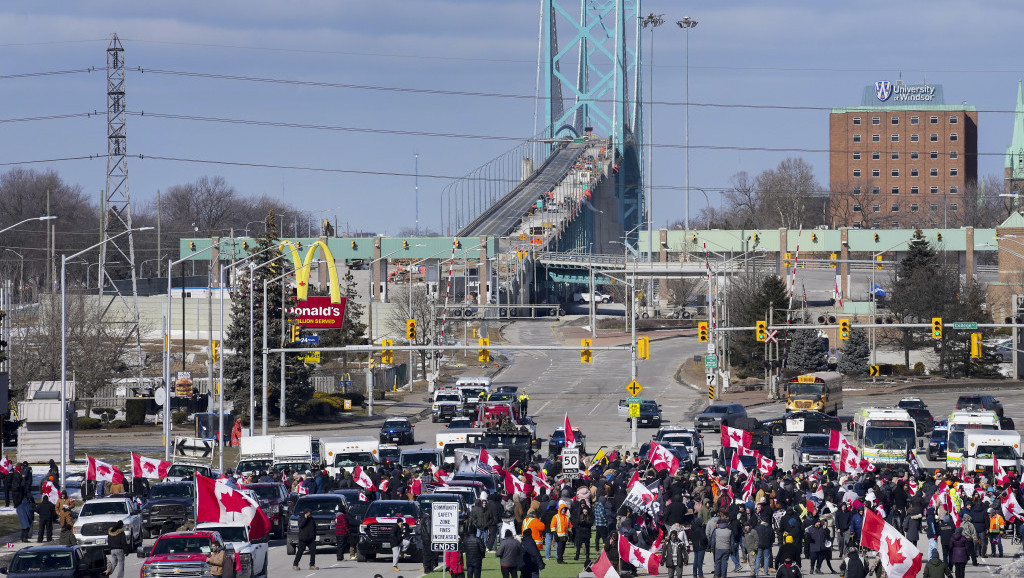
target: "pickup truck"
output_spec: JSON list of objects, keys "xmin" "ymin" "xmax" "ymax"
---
[
  {"xmin": 0, "ymin": 545, "xmax": 106, "ymax": 578},
  {"xmin": 242, "ymin": 482, "xmax": 292, "ymax": 538},
  {"xmin": 141, "ymin": 481, "xmax": 195, "ymax": 538},
  {"xmin": 572, "ymin": 291, "xmax": 611, "ymax": 304},
  {"xmin": 356, "ymin": 500, "xmax": 420, "ymax": 562},
  {"xmin": 195, "ymin": 523, "xmax": 268, "ymax": 578},
  {"xmin": 286, "ymin": 494, "xmax": 348, "ymax": 556},
  {"xmin": 137, "ymin": 531, "xmax": 244, "ymax": 578},
  {"xmin": 73, "ymin": 497, "xmax": 143, "ymax": 550}
]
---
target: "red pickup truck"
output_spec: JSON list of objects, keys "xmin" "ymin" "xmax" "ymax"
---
[{"xmin": 138, "ymin": 531, "xmax": 245, "ymax": 578}]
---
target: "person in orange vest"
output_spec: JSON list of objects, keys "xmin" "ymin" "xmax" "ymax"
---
[
  {"xmin": 522, "ymin": 506, "xmax": 545, "ymax": 549},
  {"xmin": 552, "ymin": 503, "xmax": 572, "ymax": 564},
  {"xmin": 988, "ymin": 508, "xmax": 1006, "ymax": 557}
]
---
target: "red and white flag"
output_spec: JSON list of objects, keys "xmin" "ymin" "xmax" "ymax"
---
[
  {"xmin": 994, "ymin": 456, "xmax": 1012, "ymax": 486},
  {"xmin": 721, "ymin": 424, "xmax": 752, "ymax": 449},
  {"xmin": 478, "ymin": 448, "xmax": 501, "ymax": 474},
  {"xmin": 564, "ymin": 413, "xmax": 576, "ymax": 447},
  {"xmin": 195, "ymin": 473, "xmax": 271, "ymax": 539},
  {"xmin": 40, "ymin": 480, "xmax": 59, "ymax": 503},
  {"xmin": 379, "ymin": 479, "xmax": 390, "ymax": 493},
  {"xmin": 729, "ymin": 452, "xmax": 749, "ymax": 477},
  {"xmin": 590, "ymin": 550, "xmax": 621, "ymax": 578},
  {"xmin": 860, "ymin": 507, "xmax": 922, "ymax": 578},
  {"xmin": 131, "ymin": 453, "xmax": 171, "ymax": 479},
  {"xmin": 626, "ymin": 470, "xmax": 640, "ymax": 489},
  {"xmin": 617, "ymin": 534, "xmax": 661, "ymax": 574},
  {"xmin": 358, "ymin": 491, "xmax": 368, "ymax": 502},
  {"xmin": 648, "ymin": 442, "xmax": 680, "ymax": 475},
  {"xmin": 352, "ymin": 465, "xmax": 377, "ymax": 492},
  {"xmin": 86, "ymin": 456, "xmax": 124, "ymax": 483},
  {"xmin": 0, "ymin": 455, "xmax": 11, "ymax": 475},
  {"xmin": 839, "ymin": 447, "xmax": 864, "ymax": 474},
  {"xmin": 504, "ymin": 471, "xmax": 527, "ymax": 495},
  {"xmin": 829, "ymin": 430, "xmax": 856, "ymax": 454},
  {"xmin": 528, "ymin": 471, "xmax": 551, "ymax": 492},
  {"xmin": 430, "ymin": 463, "xmax": 452, "ymax": 484},
  {"xmin": 757, "ymin": 454, "xmax": 776, "ymax": 476},
  {"xmin": 742, "ymin": 472, "xmax": 757, "ymax": 502},
  {"xmin": 1002, "ymin": 492, "xmax": 1023, "ymax": 522}
]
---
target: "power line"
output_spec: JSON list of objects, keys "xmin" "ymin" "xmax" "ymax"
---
[
  {"xmin": 0, "ymin": 112, "xmax": 100, "ymax": 124},
  {"xmin": 0, "ymin": 155, "xmax": 102, "ymax": 167},
  {"xmin": 0, "ymin": 67, "xmax": 101, "ymax": 80}
]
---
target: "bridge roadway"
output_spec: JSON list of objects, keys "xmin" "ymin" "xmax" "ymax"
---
[{"xmin": 459, "ymin": 141, "xmax": 588, "ymax": 237}]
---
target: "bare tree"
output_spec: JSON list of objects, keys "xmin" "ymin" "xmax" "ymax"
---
[
  {"xmin": 755, "ymin": 158, "xmax": 825, "ymax": 229},
  {"xmin": 664, "ymin": 277, "xmax": 700, "ymax": 311},
  {"xmin": 386, "ymin": 286, "xmax": 441, "ymax": 380}
]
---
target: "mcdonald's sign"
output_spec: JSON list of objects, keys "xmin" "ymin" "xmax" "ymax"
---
[
  {"xmin": 279, "ymin": 240, "xmax": 342, "ymax": 304},
  {"xmin": 287, "ymin": 295, "xmax": 346, "ymax": 328}
]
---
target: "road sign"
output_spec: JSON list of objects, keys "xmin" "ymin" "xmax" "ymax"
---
[
  {"xmin": 300, "ymin": 351, "xmax": 321, "ymax": 363},
  {"xmin": 626, "ymin": 380, "xmax": 643, "ymax": 397},
  {"xmin": 766, "ymin": 330, "xmax": 779, "ymax": 344},
  {"xmin": 629, "ymin": 403, "xmax": 640, "ymax": 418},
  {"xmin": 297, "ymin": 335, "xmax": 320, "ymax": 345},
  {"xmin": 625, "ymin": 396, "xmax": 642, "ymax": 404},
  {"xmin": 562, "ymin": 447, "xmax": 580, "ymax": 472},
  {"xmin": 705, "ymin": 355, "xmax": 718, "ymax": 368},
  {"xmin": 343, "ymin": 399, "xmax": 352, "ymax": 410},
  {"xmin": 430, "ymin": 502, "xmax": 460, "ymax": 551},
  {"xmin": 173, "ymin": 436, "xmax": 214, "ymax": 459},
  {"xmin": 951, "ymin": 322, "xmax": 978, "ymax": 330},
  {"xmin": 869, "ymin": 365, "xmax": 880, "ymax": 377}
]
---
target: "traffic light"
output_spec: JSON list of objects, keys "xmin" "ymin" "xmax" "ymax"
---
[
  {"xmin": 189, "ymin": 241, "xmax": 196, "ymax": 250},
  {"xmin": 931, "ymin": 317, "xmax": 943, "ymax": 339},
  {"xmin": 829, "ymin": 253, "xmax": 837, "ymax": 269},
  {"xmin": 811, "ymin": 233, "xmax": 818, "ymax": 243},
  {"xmin": 936, "ymin": 233, "xmax": 943, "ymax": 242},
  {"xmin": 783, "ymin": 253, "xmax": 792, "ymax": 268},
  {"xmin": 970, "ymin": 333, "xmax": 982, "ymax": 358},
  {"xmin": 211, "ymin": 340, "xmax": 220, "ymax": 363},
  {"xmin": 455, "ymin": 240, "xmax": 462, "ymax": 249},
  {"xmin": 241, "ymin": 241, "xmax": 249, "ymax": 251},
  {"xmin": 403, "ymin": 240, "xmax": 409, "ymax": 249},
  {"xmin": 0, "ymin": 309, "xmax": 7, "ymax": 365},
  {"xmin": 406, "ymin": 318, "xmax": 416, "ymax": 341},
  {"xmin": 874, "ymin": 233, "xmax": 880, "ymax": 242},
  {"xmin": 839, "ymin": 319, "xmax": 850, "ymax": 340},
  {"xmin": 756, "ymin": 321, "xmax": 767, "ymax": 342},
  {"xmin": 637, "ymin": 336, "xmax": 649, "ymax": 360},
  {"xmin": 581, "ymin": 339, "xmax": 593, "ymax": 363},
  {"xmin": 351, "ymin": 240, "xmax": 357, "ymax": 249},
  {"xmin": 290, "ymin": 324, "xmax": 300, "ymax": 343},
  {"xmin": 875, "ymin": 255, "xmax": 883, "ymax": 270},
  {"xmin": 690, "ymin": 233, "xmax": 697, "ymax": 243},
  {"xmin": 382, "ymin": 339, "xmax": 394, "ymax": 364},
  {"xmin": 753, "ymin": 233, "xmax": 759, "ymax": 244},
  {"xmin": 698, "ymin": 322, "xmax": 709, "ymax": 343},
  {"xmin": 478, "ymin": 338, "xmax": 490, "ymax": 363}
]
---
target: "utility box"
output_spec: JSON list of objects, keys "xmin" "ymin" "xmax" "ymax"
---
[{"xmin": 18, "ymin": 381, "xmax": 75, "ymax": 463}]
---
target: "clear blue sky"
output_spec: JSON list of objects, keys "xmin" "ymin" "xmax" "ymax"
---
[{"xmin": 2, "ymin": 1, "xmax": 1022, "ymax": 235}]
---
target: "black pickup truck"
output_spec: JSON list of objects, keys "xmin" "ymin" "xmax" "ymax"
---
[{"xmin": 141, "ymin": 482, "xmax": 195, "ymax": 538}]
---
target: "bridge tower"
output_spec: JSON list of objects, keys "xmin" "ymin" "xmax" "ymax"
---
[{"xmin": 542, "ymin": 0, "xmax": 644, "ymax": 249}]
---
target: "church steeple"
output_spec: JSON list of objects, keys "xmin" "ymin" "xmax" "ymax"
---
[{"xmin": 1006, "ymin": 81, "xmax": 1024, "ymax": 179}]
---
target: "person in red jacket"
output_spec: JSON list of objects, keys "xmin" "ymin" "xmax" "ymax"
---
[{"xmin": 334, "ymin": 511, "xmax": 351, "ymax": 561}]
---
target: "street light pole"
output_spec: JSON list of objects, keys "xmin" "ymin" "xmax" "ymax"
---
[
  {"xmin": 677, "ymin": 16, "xmax": 698, "ymax": 231},
  {"xmin": 62, "ymin": 225, "xmax": 152, "ymax": 489},
  {"xmin": 641, "ymin": 13, "xmax": 664, "ymax": 317}
]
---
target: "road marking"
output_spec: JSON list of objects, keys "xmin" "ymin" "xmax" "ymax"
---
[
  {"xmin": 588, "ymin": 402, "xmax": 601, "ymax": 415},
  {"xmin": 537, "ymin": 400, "xmax": 551, "ymax": 414}
]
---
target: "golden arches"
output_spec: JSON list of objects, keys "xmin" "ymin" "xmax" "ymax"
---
[{"xmin": 279, "ymin": 240, "xmax": 341, "ymax": 304}]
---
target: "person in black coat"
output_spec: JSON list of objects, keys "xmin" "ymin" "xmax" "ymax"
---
[
  {"xmin": 839, "ymin": 548, "xmax": 867, "ymax": 578},
  {"xmin": 10, "ymin": 470, "xmax": 24, "ymax": 507},
  {"xmin": 35, "ymin": 495, "xmax": 56, "ymax": 542},
  {"xmin": 519, "ymin": 532, "xmax": 545, "ymax": 578},
  {"xmin": 462, "ymin": 533, "xmax": 486, "ymax": 578},
  {"xmin": 292, "ymin": 509, "xmax": 318, "ymax": 570},
  {"xmin": 690, "ymin": 521, "xmax": 708, "ymax": 578}
]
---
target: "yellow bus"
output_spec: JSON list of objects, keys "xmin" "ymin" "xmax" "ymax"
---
[{"xmin": 786, "ymin": 371, "xmax": 844, "ymax": 416}]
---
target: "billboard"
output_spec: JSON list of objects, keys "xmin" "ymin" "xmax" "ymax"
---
[{"xmin": 288, "ymin": 295, "xmax": 347, "ymax": 329}]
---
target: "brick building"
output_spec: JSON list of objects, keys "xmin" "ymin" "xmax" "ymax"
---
[{"xmin": 829, "ymin": 81, "xmax": 977, "ymax": 229}]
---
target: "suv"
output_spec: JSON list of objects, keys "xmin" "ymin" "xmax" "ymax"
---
[
  {"xmin": 379, "ymin": 418, "xmax": 415, "ymax": 445},
  {"xmin": 356, "ymin": 500, "xmax": 420, "ymax": 562},
  {"xmin": 694, "ymin": 403, "xmax": 747, "ymax": 431},
  {"xmin": 956, "ymin": 395, "xmax": 1004, "ymax": 418},
  {"xmin": 141, "ymin": 482, "xmax": 195, "ymax": 538},
  {"xmin": 243, "ymin": 482, "xmax": 291, "ymax": 538},
  {"xmin": 138, "ymin": 531, "xmax": 233, "ymax": 578},
  {"xmin": 165, "ymin": 463, "xmax": 213, "ymax": 482},
  {"xmin": 635, "ymin": 400, "xmax": 663, "ymax": 428},
  {"xmin": 927, "ymin": 423, "xmax": 948, "ymax": 461},
  {"xmin": 73, "ymin": 497, "xmax": 143, "ymax": 550},
  {"xmin": 286, "ymin": 494, "xmax": 348, "ymax": 556},
  {"xmin": 654, "ymin": 427, "xmax": 704, "ymax": 457},
  {"xmin": 792, "ymin": 434, "xmax": 838, "ymax": 466},
  {"xmin": 547, "ymin": 427, "xmax": 586, "ymax": 457},
  {"xmin": 1, "ymin": 545, "xmax": 106, "ymax": 578}
]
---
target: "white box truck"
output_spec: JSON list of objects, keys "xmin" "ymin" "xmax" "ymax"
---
[
  {"xmin": 963, "ymin": 430, "xmax": 1022, "ymax": 476},
  {"xmin": 320, "ymin": 436, "xmax": 379, "ymax": 476},
  {"xmin": 272, "ymin": 434, "xmax": 314, "ymax": 474},
  {"xmin": 236, "ymin": 435, "xmax": 275, "ymax": 476}
]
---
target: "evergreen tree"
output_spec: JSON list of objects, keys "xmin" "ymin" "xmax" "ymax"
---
[
  {"xmin": 223, "ymin": 209, "xmax": 312, "ymax": 424},
  {"xmin": 837, "ymin": 328, "xmax": 869, "ymax": 376},
  {"xmin": 786, "ymin": 329, "xmax": 827, "ymax": 373},
  {"xmin": 726, "ymin": 269, "xmax": 789, "ymax": 377},
  {"xmin": 937, "ymin": 280, "xmax": 998, "ymax": 377}
]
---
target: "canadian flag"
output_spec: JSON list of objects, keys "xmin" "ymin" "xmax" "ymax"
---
[
  {"xmin": 564, "ymin": 413, "xmax": 576, "ymax": 447},
  {"xmin": 829, "ymin": 429, "xmax": 856, "ymax": 453},
  {"xmin": 528, "ymin": 471, "xmax": 551, "ymax": 492},
  {"xmin": 379, "ymin": 479, "xmax": 391, "ymax": 493},
  {"xmin": 757, "ymin": 454, "xmax": 776, "ymax": 476},
  {"xmin": 504, "ymin": 471, "xmax": 527, "ymax": 495},
  {"xmin": 0, "ymin": 456, "xmax": 11, "ymax": 475},
  {"xmin": 478, "ymin": 448, "xmax": 501, "ymax": 473},
  {"xmin": 296, "ymin": 484, "xmax": 309, "ymax": 495},
  {"xmin": 590, "ymin": 550, "xmax": 621, "ymax": 578},
  {"xmin": 40, "ymin": 480, "xmax": 59, "ymax": 503},
  {"xmin": 839, "ymin": 447, "xmax": 864, "ymax": 474},
  {"xmin": 352, "ymin": 465, "xmax": 377, "ymax": 492},
  {"xmin": 618, "ymin": 534, "xmax": 661, "ymax": 574},
  {"xmin": 626, "ymin": 470, "xmax": 640, "ymax": 489},
  {"xmin": 195, "ymin": 473, "xmax": 271, "ymax": 539},
  {"xmin": 131, "ymin": 453, "xmax": 171, "ymax": 479},
  {"xmin": 994, "ymin": 456, "xmax": 1012, "ymax": 486},
  {"xmin": 721, "ymin": 424, "xmax": 752, "ymax": 449},
  {"xmin": 430, "ymin": 463, "xmax": 452, "ymax": 484},
  {"xmin": 742, "ymin": 472, "xmax": 757, "ymax": 502},
  {"xmin": 358, "ymin": 491, "xmax": 368, "ymax": 502},
  {"xmin": 648, "ymin": 442, "xmax": 680, "ymax": 475},
  {"xmin": 729, "ymin": 452, "xmax": 749, "ymax": 477},
  {"xmin": 86, "ymin": 456, "xmax": 124, "ymax": 483},
  {"xmin": 1002, "ymin": 492, "xmax": 1023, "ymax": 522},
  {"xmin": 860, "ymin": 507, "xmax": 922, "ymax": 578}
]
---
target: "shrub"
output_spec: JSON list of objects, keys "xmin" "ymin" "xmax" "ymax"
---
[
  {"xmin": 77, "ymin": 417, "xmax": 101, "ymax": 430},
  {"xmin": 172, "ymin": 410, "xmax": 189, "ymax": 426},
  {"xmin": 913, "ymin": 362, "xmax": 926, "ymax": 375},
  {"xmin": 125, "ymin": 399, "xmax": 147, "ymax": 426},
  {"xmin": 109, "ymin": 420, "xmax": 131, "ymax": 429}
]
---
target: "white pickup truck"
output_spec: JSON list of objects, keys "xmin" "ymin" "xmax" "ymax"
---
[
  {"xmin": 73, "ymin": 497, "xmax": 144, "ymax": 549},
  {"xmin": 195, "ymin": 523, "xmax": 269, "ymax": 578},
  {"xmin": 572, "ymin": 291, "xmax": 611, "ymax": 304}
]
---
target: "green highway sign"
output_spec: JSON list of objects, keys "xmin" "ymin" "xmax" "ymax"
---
[
  {"xmin": 951, "ymin": 322, "xmax": 978, "ymax": 330},
  {"xmin": 705, "ymin": 355, "xmax": 718, "ymax": 367},
  {"xmin": 626, "ymin": 396, "xmax": 643, "ymax": 404}
]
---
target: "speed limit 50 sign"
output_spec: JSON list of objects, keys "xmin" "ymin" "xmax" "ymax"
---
[{"xmin": 562, "ymin": 447, "xmax": 580, "ymax": 472}]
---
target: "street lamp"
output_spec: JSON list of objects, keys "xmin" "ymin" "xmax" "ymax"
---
[
  {"xmin": 641, "ymin": 13, "xmax": 665, "ymax": 318},
  {"xmin": 61, "ymin": 226, "xmax": 153, "ymax": 488},
  {"xmin": 676, "ymin": 16, "xmax": 698, "ymax": 232}
]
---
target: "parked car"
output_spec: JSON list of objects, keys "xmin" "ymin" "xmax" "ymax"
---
[
  {"xmin": 955, "ymin": 394, "xmax": 1004, "ymax": 417},
  {"xmin": 694, "ymin": 403, "xmax": 747, "ymax": 431},
  {"xmin": 137, "ymin": 531, "xmax": 234, "ymax": 578},
  {"xmin": 635, "ymin": 400, "xmax": 663, "ymax": 428},
  {"xmin": 73, "ymin": 497, "xmax": 143, "ymax": 550},
  {"xmin": 927, "ymin": 423, "xmax": 948, "ymax": 462},
  {"xmin": 447, "ymin": 417, "xmax": 473, "ymax": 429},
  {"xmin": 356, "ymin": 500, "xmax": 420, "ymax": 562},
  {"xmin": 379, "ymin": 418, "xmax": 415, "ymax": 445},
  {"xmin": 761, "ymin": 411, "xmax": 841, "ymax": 436},
  {"xmin": 547, "ymin": 427, "xmax": 586, "ymax": 457},
  {"xmin": 654, "ymin": 427, "xmax": 704, "ymax": 458},
  {"xmin": 286, "ymin": 494, "xmax": 349, "ymax": 556},
  {"xmin": 572, "ymin": 291, "xmax": 611, "ymax": 304},
  {"xmin": 1, "ymin": 545, "xmax": 105, "ymax": 578}
]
